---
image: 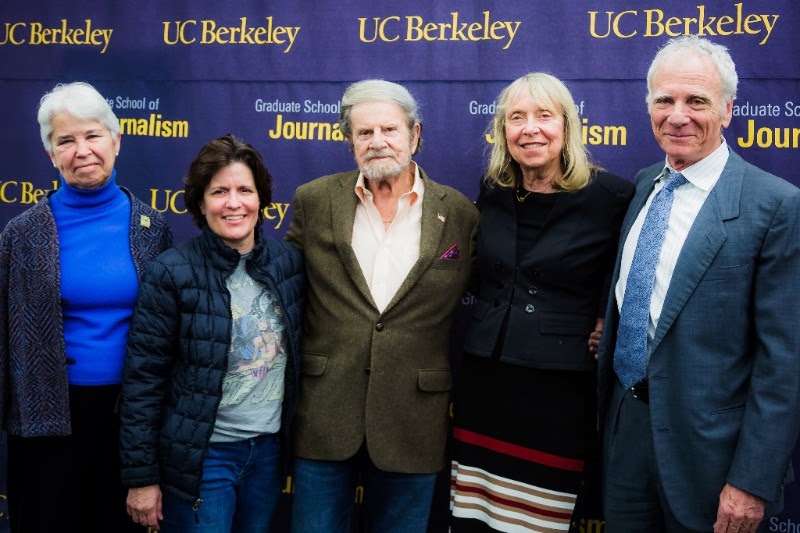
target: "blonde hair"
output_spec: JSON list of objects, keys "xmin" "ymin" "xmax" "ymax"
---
[{"xmin": 485, "ymin": 73, "xmax": 594, "ymax": 191}]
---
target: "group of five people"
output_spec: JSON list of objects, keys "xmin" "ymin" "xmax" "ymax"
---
[{"xmin": 1, "ymin": 35, "xmax": 799, "ymax": 533}]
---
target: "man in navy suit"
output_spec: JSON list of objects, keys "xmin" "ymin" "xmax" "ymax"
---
[{"xmin": 598, "ymin": 36, "xmax": 800, "ymax": 532}]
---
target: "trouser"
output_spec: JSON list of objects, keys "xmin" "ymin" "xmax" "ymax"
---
[
  {"xmin": 291, "ymin": 443, "xmax": 437, "ymax": 533},
  {"xmin": 7, "ymin": 384, "xmax": 143, "ymax": 533}
]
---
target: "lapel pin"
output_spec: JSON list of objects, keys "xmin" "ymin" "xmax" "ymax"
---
[{"xmin": 437, "ymin": 213, "xmax": 445, "ymax": 223}]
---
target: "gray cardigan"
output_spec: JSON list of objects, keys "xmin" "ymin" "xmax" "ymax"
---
[{"xmin": 0, "ymin": 187, "xmax": 172, "ymax": 437}]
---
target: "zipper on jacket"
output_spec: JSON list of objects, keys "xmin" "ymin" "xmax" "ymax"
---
[{"xmin": 192, "ymin": 498, "xmax": 203, "ymax": 523}]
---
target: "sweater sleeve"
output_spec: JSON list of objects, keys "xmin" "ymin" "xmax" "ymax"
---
[{"xmin": 0, "ymin": 227, "xmax": 11, "ymax": 432}]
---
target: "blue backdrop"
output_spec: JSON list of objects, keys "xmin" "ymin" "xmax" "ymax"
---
[{"xmin": 1, "ymin": 1, "xmax": 799, "ymax": 531}]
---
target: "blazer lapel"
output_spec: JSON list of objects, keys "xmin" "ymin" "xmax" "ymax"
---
[
  {"xmin": 329, "ymin": 172, "xmax": 377, "ymax": 308},
  {"xmin": 651, "ymin": 153, "xmax": 744, "ymax": 350},
  {"xmin": 611, "ymin": 167, "xmax": 659, "ymax": 290}
]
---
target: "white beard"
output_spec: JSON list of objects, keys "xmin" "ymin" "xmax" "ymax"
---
[{"xmin": 362, "ymin": 159, "xmax": 407, "ymax": 181}]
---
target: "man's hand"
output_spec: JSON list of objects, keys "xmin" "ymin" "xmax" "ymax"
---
[{"xmin": 713, "ymin": 483, "xmax": 765, "ymax": 533}]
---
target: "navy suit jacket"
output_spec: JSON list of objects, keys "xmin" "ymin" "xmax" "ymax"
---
[{"xmin": 598, "ymin": 149, "xmax": 800, "ymax": 529}]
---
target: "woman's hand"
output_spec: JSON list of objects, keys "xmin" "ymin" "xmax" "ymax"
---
[{"xmin": 127, "ymin": 484, "xmax": 163, "ymax": 530}]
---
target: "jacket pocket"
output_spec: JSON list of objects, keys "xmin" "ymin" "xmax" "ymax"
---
[
  {"xmin": 710, "ymin": 404, "xmax": 745, "ymax": 416},
  {"xmin": 430, "ymin": 258, "xmax": 464, "ymax": 271},
  {"xmin": 504, "ymin": 312, "xmax": 595, "ymax": 369},
  {"xmin": 702, "ymin": 262, "xmax": 751, "ymax": 281},
  {"xmin": 418, "ymin": 369, "xmax": 452, "ymax": 392},
  {"xmin": 539, "ymin": 312, "xmax": 595, "ymax": 335},
  {"xmin": 301, "ymin": 353, "xmax": 328, "ymax": 376}
]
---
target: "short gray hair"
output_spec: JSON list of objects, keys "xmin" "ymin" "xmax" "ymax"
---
[
  {"xmin": 646, "ymin": 36, "xmax": 738, "ymax": 115},
  {"xmin": 37, "ymin": 82, "xmax": 120, "ymax": 155},
  {"xmin": 338, "ymin": 79, "xmax": 423, "ymax": 154}
]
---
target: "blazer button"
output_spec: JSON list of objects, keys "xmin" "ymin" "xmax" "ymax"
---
[
  {"xmin": 375, "ymin": 323, "xmax": 384, "ymax": 331},
  {"xmin": 527, "ymin": 286, "xmax": 538, "ymax": 295},
  {"xmin": 364, "ymin": 367, "xmax": 371, "ymax": 375},
  {"xmin": 525, "ymin": 304, "xmax": 535, "ymax": 313}
]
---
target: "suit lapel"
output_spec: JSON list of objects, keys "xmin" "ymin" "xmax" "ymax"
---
[
  {"xmin": 600, "ymin": 168, "xmax": 658, "ymax": 356},
  {"xmin": 329, "ymin": 172, "xmax": 377, "ymax": 308},
  {"xmin": 382, "ymin": 170, "xmax": 447, "ymax": 314},
  {"xmin": 622, "ymin": 174, "xmax": 657, "ymax": 246},
  {"xmin": 611, "ymin": 167, "xmax": 660, "ymax": 297},
  {"xmin": 651, "ymin": 152, "xmax": 744, "ymax": 350}
]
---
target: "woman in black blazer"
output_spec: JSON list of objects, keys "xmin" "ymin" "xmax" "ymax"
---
[{"xmin": 450, "ymin": 73, "xmax": 634, "ymax": 531}]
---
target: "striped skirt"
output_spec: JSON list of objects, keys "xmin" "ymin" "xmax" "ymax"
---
[{"xmin": 450, "ymin": 354, "xmax": 596, "ymax": 532}]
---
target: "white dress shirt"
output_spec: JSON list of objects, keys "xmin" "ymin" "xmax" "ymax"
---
[
  {"xmin": 616, "ymin": 141, "xmax": 730, "ymax": 344},
  {"xmin": 352, "ymin": 162, "xmax": 424, "ymax": 313}
]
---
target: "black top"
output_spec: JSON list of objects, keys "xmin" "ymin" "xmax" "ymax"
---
[
  {"xmin": 515, "ymin": 191, "xmax": 558, "ymax": 260},
  {"xmin": 464, "ymin": 171, "xmax": 634, "ymax": 370}
]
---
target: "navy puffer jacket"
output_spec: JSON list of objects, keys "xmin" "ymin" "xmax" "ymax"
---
[{"xmin": 119, "ymin": 226, "xmax": 304, "ymax": 504}]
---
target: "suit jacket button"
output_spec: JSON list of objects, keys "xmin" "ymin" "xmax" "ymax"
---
[
  {"xmin": 365, "ymin": 367, "xmax": 371, "ymax": 375},
  {"xmin": 525, "ymin": 304, "xmax": 535, "ymax": 313},
  {"xmin": 376, "ymin": 322, "xmax": 384, "ymax": 331},
  {"xmin": 527, "ymin": 286, "xmax": 538, "ymax": 295}
]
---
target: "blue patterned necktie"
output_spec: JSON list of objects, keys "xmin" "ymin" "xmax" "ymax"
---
[{"xmin": 614, "ymin": 170, "xmax": 687, "ymax": 388}]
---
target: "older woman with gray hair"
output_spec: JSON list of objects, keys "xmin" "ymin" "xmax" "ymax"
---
[{"xmin": 0, "ymin": 81, "xmax": 172, "ymax": 533}]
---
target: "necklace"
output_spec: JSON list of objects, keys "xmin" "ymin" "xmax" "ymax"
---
[
  {"xmin": 515, "ymin": 188, "xmax": 532, "ymax": 202},
  {"xmin": 382, "ymin": 219, "xmax": 393, "ymax": 224}
]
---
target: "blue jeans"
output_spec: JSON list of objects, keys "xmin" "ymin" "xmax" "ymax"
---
[
  {"xmin": 291, "ymin": 448, "xmax": 437, "ymax": 533},
  {"xmin": 160, "ymin": 434, "xmax": 281, "ymax": 533}
]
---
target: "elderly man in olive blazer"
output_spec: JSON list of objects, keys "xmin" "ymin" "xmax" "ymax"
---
[{"xmin": 285, "ymin": 79, "xmax": 478, "ymax": 532}]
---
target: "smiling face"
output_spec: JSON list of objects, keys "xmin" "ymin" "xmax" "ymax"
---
[
  {"xmin": 504, "ymin": 92, "xmax": 564, "ymax": 179},
  {"xmin": 649, "ymin": 52, "xmax": 733, "ymax": 171},
  {"xmin": 48, "ymin": 111, "xmax": 120, "ymax": 190},
  {"xmin": 350, "ymin": 101, "xmax": 420, "ymax": 182},
  {"xmin": 200, "ymin": 162, "xmax": 260, "ymax": 253}
]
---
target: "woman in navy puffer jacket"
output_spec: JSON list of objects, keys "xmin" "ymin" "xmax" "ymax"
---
[{"xmin": 119, "ymin": 135, "xmax": 305, "ymax": 532}]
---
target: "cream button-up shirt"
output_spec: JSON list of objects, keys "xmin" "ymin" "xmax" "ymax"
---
[{"xmin": 352, "ymin": 163, "xmax": 424, "ymax": 313}]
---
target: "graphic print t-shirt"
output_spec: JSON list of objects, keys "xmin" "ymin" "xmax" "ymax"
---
[{"xmin": 211, "ymin": 255, "xmax": 287, "ymax": 443}]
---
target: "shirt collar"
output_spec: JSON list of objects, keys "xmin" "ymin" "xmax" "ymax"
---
[{"xmin": 658, "ymin": 141, "xmax": 729, "ymax": 192}]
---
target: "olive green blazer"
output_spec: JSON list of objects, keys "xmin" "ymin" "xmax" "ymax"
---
[{"xmin": 285, "ymin": 167, "xmax": 478, "ymax": 473}]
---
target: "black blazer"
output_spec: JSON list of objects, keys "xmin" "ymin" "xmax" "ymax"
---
[{"xmin": 463, "ymin": 170, "xmax": 633, "ymax": 370}]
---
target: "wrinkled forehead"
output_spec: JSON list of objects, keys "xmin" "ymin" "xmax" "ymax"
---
[
  {"xmin": 655, "ymin": 52, "xmax": 721, "ymax": 85},
  {"xmin": 350, "ymin": 100, "xmax": 411, "ymax": 127}
]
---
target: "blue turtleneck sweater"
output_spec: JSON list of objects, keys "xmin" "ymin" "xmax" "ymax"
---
[{"xmin": 49, "ymin": 171, "xmax": 138, "ymax": 385}]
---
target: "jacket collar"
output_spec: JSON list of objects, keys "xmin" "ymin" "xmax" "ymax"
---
[{"xmin": 199, "ymin": 225, "xmax": 267, "ymax": 272}]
